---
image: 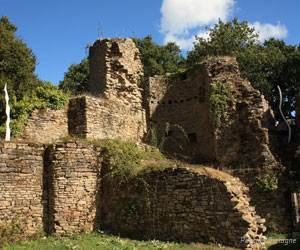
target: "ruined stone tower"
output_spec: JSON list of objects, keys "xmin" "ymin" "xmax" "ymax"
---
[
  {"xmin": 89, "ymin": 38, "xmax": 144, "ymax": 106},
  {"xmin": 68, "ymin": 38, "xmax": 147, "ymax": 141}
]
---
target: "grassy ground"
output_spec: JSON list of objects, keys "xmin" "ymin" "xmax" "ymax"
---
[
  {"xmin": 2, "ymin": 231, "xmax": 300, "ymax": 250},
  {"xmin": 1, "ymin": 230, "xmax": 237, "ymax": 250}
]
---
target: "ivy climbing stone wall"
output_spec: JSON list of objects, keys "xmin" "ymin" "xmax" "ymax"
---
[{"xmin": 141, "ymin": 57, "xmax": 278, "ymax": 170}]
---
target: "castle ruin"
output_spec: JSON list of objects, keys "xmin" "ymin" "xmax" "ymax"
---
[{"xmin": 1, "ymin": 37, "xmax": 300, "ymax": 249}]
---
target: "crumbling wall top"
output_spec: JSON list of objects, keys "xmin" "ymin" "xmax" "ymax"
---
[{"xmin": 89, "ymin": 38, "xmax": 144, "ymax": 105}]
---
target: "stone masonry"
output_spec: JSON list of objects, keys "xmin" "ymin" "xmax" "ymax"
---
[
  {"xmin": 140, "ymin": 67, "xmax": 214, "ymax": 162},
  {"xmin": 23, "ymin": 38, "xmax": 147, "ymax": 143},
  {"xmin": 23, "ymin": 106, "xmax": 68, "ymax": 143},
  {"xmin": 101, "ymin": 166, "xmax": 266, "ymax": 249},
  {"xmin": 68, "ymin": 96, "xmax": 146, "ymax": 142},
  {"xmin": 141, "ymin": 57, "xmax": 278, "ymax": 169},
  {"xmin": 0, "ymin": 142, "xmax": 45, "ymax": 234},
  {"xmin": 47, "ymin": 142, "xmax": 100, "ymax": 235},
  {"xmin": 89, "ymin": 38, "xmax": 144, "ymax": 105},
  {"xmin": 207, "ymin": 57, "xmax": 278, "ymax": 169},
  {"xmin": 0, "ymin": 141, "xmax": 266, "ymax": 249}
]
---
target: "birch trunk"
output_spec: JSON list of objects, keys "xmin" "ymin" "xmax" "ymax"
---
[{"xmin": 4, "ymin": 83, "xmax": 10, "ymax": 141}]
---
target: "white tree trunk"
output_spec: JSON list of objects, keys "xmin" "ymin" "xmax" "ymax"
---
[{"xmin": 4, "ymin": 83, "xmax": 10, "ymax": 141}]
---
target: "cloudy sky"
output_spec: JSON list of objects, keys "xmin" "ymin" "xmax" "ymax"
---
[{"xmin": 1, "ymin": 0, "xmax": 299, "ymax": 85}]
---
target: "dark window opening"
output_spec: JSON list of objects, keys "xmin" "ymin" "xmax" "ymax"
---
[
  {"xmin": 168, "ymin": 100, "xmax": 172, "ymax": 104},
  {"xmin": 187, "ymin": 133, "xmax": 197, "ymax": 143},
  {"xmin": 165, "ymin": 130, "xmax": 173, "ymax": 137}
]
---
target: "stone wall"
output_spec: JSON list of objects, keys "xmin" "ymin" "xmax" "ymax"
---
[
  {"xmin": 100, "ymin": 166, "xmax": 266, "ymax": 249},
  {"xmin": 0, "ymin": 141, "xmax": 267, "ymax": 249},
  {"xmin": 207, "ymin": 57, "xmax": 277, "ymax": 169},
  {"xmin": 89, "ymin": 38, "xmax": 144, "ymax": 105},
  {"xmin": 0, "ymin": 142, "xmax": 45, "ymax": 234},
  {"xmin": 23, "ymin": 38, "xmax": 146, "ymax": 143},
  {"xmin": 140, "ymin": 69, "xmax": 215, "ymax": 162},
  {"xmin": 68, "ymin": 96, "xmax": 146, "ymax": 142},
  {"xmin": 23, "ymin": 106, "xmax": 68, "ymax": 143},
  {"xmin": 47, "ymin": 141, "xmax": 100, "ymax": 235},
  {"xmin": 141, "ymin": 57, "xmax": 278, "ymax": 169}
]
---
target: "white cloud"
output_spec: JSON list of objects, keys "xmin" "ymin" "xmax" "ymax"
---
[
  {"xmin": 251, "ymin": 22, "xmax": 288, "ymax": 42},
  {"xmin": 160, "ymin": 0, "xmax": 235, "ymax": 35},
  {"xmin": 159, "ymin": 0, "xmax": 288, "ymax": 50},
  {"xmin": 164, "ymin": 31, "xmax": 210, "ymax": 51},
  {"xmin": 160, "ymin": 0, "xmax": 235, "ymax": 50}
]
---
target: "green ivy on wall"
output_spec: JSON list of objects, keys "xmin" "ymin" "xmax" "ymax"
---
[{"xmin": 209, "ymin": 81, "xmax": 233, "ymax": 128}]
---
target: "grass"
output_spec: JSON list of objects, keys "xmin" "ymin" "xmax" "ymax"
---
[
  {"xmin": 2, "ymin": 230, "xmax": 300, "ymax": 250},
  {"xmin": 264, "ymin": 233, "xmax": 300, "ymax": 250},
  {"xmin": 1, "ymin": 230, "xmax": 238, "ymax": 250}
]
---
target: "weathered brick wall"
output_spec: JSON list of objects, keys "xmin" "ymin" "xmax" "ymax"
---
[
  {"xmin": 68, "ymin": 96, "xmax": 146, "ymax": 142},
  {"xmin": 0, "ymin": 141, "xmax": 268, "ymax": 249},
  {"xmin": 141, "ymin": 57, "xmax": 278, "ymax": 169},
  {"xmin": 0, "ymin": 142, "xmax": 45, "ymax": 234},
  {"xmin": 207, "ymin": 57, "xmax": 278, "ymax": 169},
  {"xmin": 24, "ymin": 38, "xmax": 146, "ymax": 143},
  {"xmin": 100, "ymin": 167, "xmax": 266, "ymax": 249},
  {"xmin": 47, "ymin": 141, "xmax": 100, "ymax": 235},
  {"xmin": 89, "ymin": 38, "xmax": 144, "ymax": 105},
  {"xmin": 23, "ymin": 106, "xmax": 68, "ymax": 143},
  {"xmin": 140, "ymin": 70, "xmax": 215, "ymax": 162}
]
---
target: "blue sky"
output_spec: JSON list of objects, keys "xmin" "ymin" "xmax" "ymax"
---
[{"xmin": 1, "ymin": 0, "xmax": 299, "ymax": 85}]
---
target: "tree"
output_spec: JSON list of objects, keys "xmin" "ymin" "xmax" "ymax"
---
[
  {"xmin": 187, "ymin": 17, "xmax": 259, "ymax": 65},
  {"xmin": 0, "ymin": 16, "xmax": 69, "ymax": 138},
  {"xmin": 0, "ymin": 16, "xmax": 38, "ymax": 100},
  {"xmin": 59, "ymin": 58, "xmax": 89, "ymax": 94},
  {"xmin": 132, "ymin": 36, "xmax": 186, "ymax": 79},
  {"xmin": 187, "ymin": 18, "xmax": 300, "ymax": 119}
]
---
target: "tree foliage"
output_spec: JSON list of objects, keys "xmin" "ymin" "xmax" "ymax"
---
[
  {"xmin": 187, "ymin": 17, "xmax": 259, "ymax": 64},
  {"xmin": 132, "ymin": 36, "xmax": 186, "ymax": 79},
  {"xmin": 59, "ymin": 36, "xmax": 186, "ymax": 94},
  {"xmin": 0, "ymin": 16, "xmax": 69, "ymax": 138},
  {"xmin": 59, "ymin": 58, "xmax": 89, "ymax": 94},
  {"xmin": 187, "ymin": 18, "xmax": 300, "ymax": 119}
]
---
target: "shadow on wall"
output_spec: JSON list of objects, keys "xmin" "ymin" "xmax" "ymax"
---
[
  {"xmin": 140, "ymin": 69, "xmax": 216, "ymax": 164},
  {"xmin": 97, "ymin": 165, "xmax": 266, "ymax": 249}
]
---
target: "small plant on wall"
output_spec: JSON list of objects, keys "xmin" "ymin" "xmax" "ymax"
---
[
  {"xmin": 209, "ymin": 81, "xmax": 233, "ymax": 128},
  {"xmin": 256, "ymin": 171, "xmax": 281, "ymax": 192},
  {"xmin": 148, "ymin": 122, "xmax": 188, "ymax": 152}
]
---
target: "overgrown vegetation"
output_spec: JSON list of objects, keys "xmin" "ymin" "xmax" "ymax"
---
[
  {"xmin": 209, "ymin": 81, "xmax": 233, "ymax": 128},
  {"xmin": 98, "ymin": 139, "xmax": 176, "ymax": 182},
  {"xmin": 0, "ymin": 81, "xmax": 69, "ymax": 138},
  {"xmin": 256, "ymin": 171, "xmax": 281, "ymax": 192},
  {"xmin": 147, "ymin": 122, "xmax": 188, "ymax": 152},
  {"xmin": 1, "ymin": 230, "xmax": 241, "ymax": 250},
  {"xmin": 0, "ymin": 214, "xmax": 45, "ymax": 248}
]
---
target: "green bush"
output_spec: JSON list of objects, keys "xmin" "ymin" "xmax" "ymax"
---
[
  {"xmin": 99, "ymin": 139, "xmax": 146, "ymax": 181},
  {"xmin": 0, "ymin": 81, "xmax": 69, "ymax": 138}
]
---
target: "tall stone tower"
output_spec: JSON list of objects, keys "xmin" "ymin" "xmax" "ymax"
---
[
  {"xmin": 65, "ymin": 38, "xmax": 147, "ymax": 142},
  {"xmin": 89, "ymin": 38, "xmax": 144, "ymax": 106}
]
